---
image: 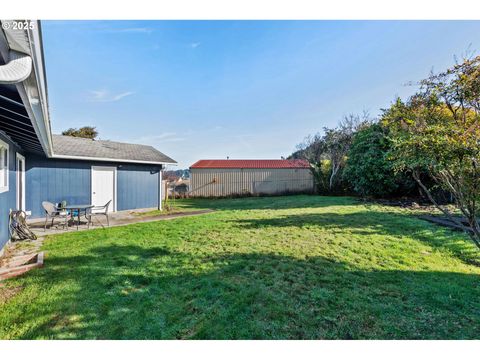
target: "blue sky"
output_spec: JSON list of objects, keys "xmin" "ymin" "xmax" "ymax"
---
[{"xmin": 42, "ymin": 20, "xmax": 480, "ymax": 168}]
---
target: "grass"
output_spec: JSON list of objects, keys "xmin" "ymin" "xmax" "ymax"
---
[
  {"xmin": 132, "ymin": 199, "xmax": 208, "ymax": 217},
  {"xmin": 1, "ymin": 195, "xmax": 479, "ymax": 339}
]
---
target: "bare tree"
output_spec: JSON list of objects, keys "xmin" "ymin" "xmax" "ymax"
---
[{"xmin": 292, "ymin": 112, "xmax": 371, "ymax": 192}]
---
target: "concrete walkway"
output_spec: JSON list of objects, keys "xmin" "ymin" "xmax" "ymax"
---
[{"xmin": 27, "ymin": 208, "xmax": 215, "ymax": 236}]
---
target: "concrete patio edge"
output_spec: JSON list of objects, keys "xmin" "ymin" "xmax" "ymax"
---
[{"xmin": 28, "ymin": 209, "xmax": 216, "ymax": 236}]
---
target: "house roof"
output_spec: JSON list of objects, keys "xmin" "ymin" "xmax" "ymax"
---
[
  {"xmin": 52, "ymin": 135, "xmax": 177, "ymax": 165},
  {"xmin": 190, "ymin": 159, "xmax": 310, "ymax": 169}
]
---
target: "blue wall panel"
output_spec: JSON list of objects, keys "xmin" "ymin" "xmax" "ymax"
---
[
  {"xmin": 25, "ymin": 154, "xmax": 161, "ymax": 219},
  {"xmin": 26, "ymin": 154, "xmax": 92, "ymax": 218},
  {"xmin": 117, "ymin": 164, "xmax": 160, "ymax": 211},
  {"xmin": 0, "ymin": 133, "xmax": 22, "ymax": 251}
]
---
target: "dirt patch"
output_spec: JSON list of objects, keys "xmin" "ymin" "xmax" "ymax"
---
[
  {"xmin": 133, "ymin": 209, "xmax": 213, "ymax": 217},
  {"xmin": 0, "ymin": 286, "xmax": 23, "ymax": 305},
  {"xmin": 0, "ymin": 240, "xmax": 43, "ymax": 265},
  {"xmin": 131, "ymin": 209, "xmax": 215, "ymax": 222},
  {"xmin": 364, "ymin": 197, "xmax": 436, "ymax": 210},
  {"xmin": 360, "ymin": 197, "xmax": 459, "ymax": 213},
  {"xmin": 418, "ymin": 214, "xmax": 475, "ymax": 233},
  {"xmin": 0, "ymin": 243, "xmax": 18, "ymax": 268}
]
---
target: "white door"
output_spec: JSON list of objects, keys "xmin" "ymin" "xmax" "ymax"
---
[
  {"xmin": 16, "ymin": 154, "xmax": 25, "ymax": 210},
  {"xmin": 91, "ymin": 166, "xmax": 116, "ymax": 213}
]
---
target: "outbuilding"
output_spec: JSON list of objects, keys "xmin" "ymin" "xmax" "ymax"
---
[
  {"xmin": 189, "ymin": 159, "xmax": 314, "ymax": 197},
  {"xmin": 26, "ymin": 135, "xmax": 176, "ymax": 219}
]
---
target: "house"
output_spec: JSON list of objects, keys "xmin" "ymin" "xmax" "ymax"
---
[
  {"xmin": 189, "ymin": 159, "xmax": 314, "ymax": 197},
  {"xmin": 0, "ymin": 21, "xmax": 176, "ymax": 254},
  {"xmin": 171, "ymin": 178, "xmax": 190, "ymax": 196},
  {"xmin": 162, "ymin": 178, "xmax": 190, "ymax": 199},
  {"xmin": 174, "ymin": 178, "xmax": 190, "ymax": 194}
]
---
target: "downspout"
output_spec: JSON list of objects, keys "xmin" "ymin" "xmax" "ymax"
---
[
  {"xmin": 0, "ymin": 50, "xmax": 32, "ymax": 84},
  {"xmin": 158, "ymin": 166, "xmax": 163, "ymax": 210}
]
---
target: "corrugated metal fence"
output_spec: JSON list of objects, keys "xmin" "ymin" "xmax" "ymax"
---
[{"xmin": 190, "ymin": 168, "xmax": 314, "ymax": 197}]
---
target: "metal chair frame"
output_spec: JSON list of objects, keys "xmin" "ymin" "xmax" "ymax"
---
[
  {"xmin": 41, "ymin": 201, "xmax": 69, "ymax": 231},
  {"xmin": 85, "ymin": 200, "xmax": 112, "ymax": 229}
]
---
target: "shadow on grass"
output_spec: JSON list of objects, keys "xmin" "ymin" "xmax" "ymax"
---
[
  {"xmin": 229, "ymin": 210, "xmax": 480, "ymax": 267},
  {"xmin": 4, "ymin": 244, "xmax": 480, "ymax": 340},
  {"xmin": 175, "ymin": 195, "xmax": 357, "ymax": 211}
]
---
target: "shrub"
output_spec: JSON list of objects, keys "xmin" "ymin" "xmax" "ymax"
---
[{"xmin": 343, "ymin": 124, "xmax": 414, "ymax": 197}]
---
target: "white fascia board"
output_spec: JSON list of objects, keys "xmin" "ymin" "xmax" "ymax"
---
[
  {"xmin": 51, "ymin": 153, "xmax": 177, "ymax": 166},
  {"xmin": 24, "ymin": 21, "xmax": 53, "ymax": 156}
]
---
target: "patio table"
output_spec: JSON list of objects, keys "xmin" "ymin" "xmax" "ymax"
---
[{"xmin": 63, "ymin": 204, "xmax": 94, "ymax": 230}]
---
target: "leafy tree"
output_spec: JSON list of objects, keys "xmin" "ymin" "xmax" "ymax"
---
[
  {"xmin": 384, "ymin": 56, "xmax": 480, "ymax": 248},
  {"xmin": 344, "ymin": 124, "xmax": 407, "ymax": 197},
  {"xmin": 62, "ymin": 126, "xmax": 98, "ymax": 139}
]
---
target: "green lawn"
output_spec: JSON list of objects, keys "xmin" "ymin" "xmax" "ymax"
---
[{"xmin": 1, "ymin": 195, "xmax": 479, "ymax": 339}]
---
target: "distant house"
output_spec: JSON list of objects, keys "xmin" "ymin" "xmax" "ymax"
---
[
  {"xmin": 173, "ymin": 178, "xmax": 190, "ymax": 195},
  {"xmin": 189, "ymin": 159, "xmax": 314, "ymax": 197},
  {"xmin": 0, "ymin": 21, "xmax": 176, "ymax": 254},
  {"xmin": 163, "ymin": 169, "xmax": 190, "ymax": 181},
  {"xmin": 162, "ymin": 178, "xmax": 190, "ymax": 199}
]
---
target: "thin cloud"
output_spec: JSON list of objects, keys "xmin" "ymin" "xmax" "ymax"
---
[
  {"xmin": 135, "ymin": 133, "xmax": 187, "ymax": 144},
  {"xmin": 90, "ymin": 89, "xmax": 108, "ymax": 100},
  {"xmin": 189, "ymin": 42, "xmax": 201, "ymax": 49},
  {"xmin": 111, "ymin": 91, "xmax": 135, "ymax": 101},
  {"xmin": 146, "ymin": 132, "xmax": 177, "ymax": 140},
  {"xmin": 89, "ymin": 89, "xmax": 135, "ymax": 102}
]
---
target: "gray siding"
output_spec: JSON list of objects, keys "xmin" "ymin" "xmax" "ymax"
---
[
  {"xmin": 0, "ymin": 133, "xmax": 23, "ymax": 252},
  {"xmin": 26, "ymin": 154, "xmax": 161, "ymax": 219},
  {"xmin": 190, "ymin": 168, "xmax": 314, "ymax": 197}
]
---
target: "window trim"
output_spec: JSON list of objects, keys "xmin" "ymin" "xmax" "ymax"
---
[{"xmin": 0, "ymin": 139, "xmax": 9, "ymax": 193}]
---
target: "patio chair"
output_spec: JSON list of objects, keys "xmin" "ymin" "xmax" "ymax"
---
[
  {"xmin": 42, "ymin": 201, "xmax": 69, "ymax": 231},
  {"xmin": 85, "ymin": 200, "xmax": 112, "ymax": 229}
]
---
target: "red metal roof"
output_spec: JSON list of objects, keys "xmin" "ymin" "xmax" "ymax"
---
[{"xmin": 190, "ymin": 159, "xmax": 310, "ymax": 169}]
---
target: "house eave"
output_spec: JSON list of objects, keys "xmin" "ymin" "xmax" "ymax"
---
[
  {"xmin": 21, "ymin": 21, "xmax": 53, "ymax": 157},
  {"xmin": 1, "ymin": 20, "xmax": 53, "ymax": 157},
  {"xmin": 51, "ymin": 153, "xmax": 177, "ymax": 166}
]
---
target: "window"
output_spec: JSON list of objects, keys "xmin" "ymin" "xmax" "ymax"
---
[{"xmin": 0, "ymin": 139, "xmax": 9, "ymax": 193}]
